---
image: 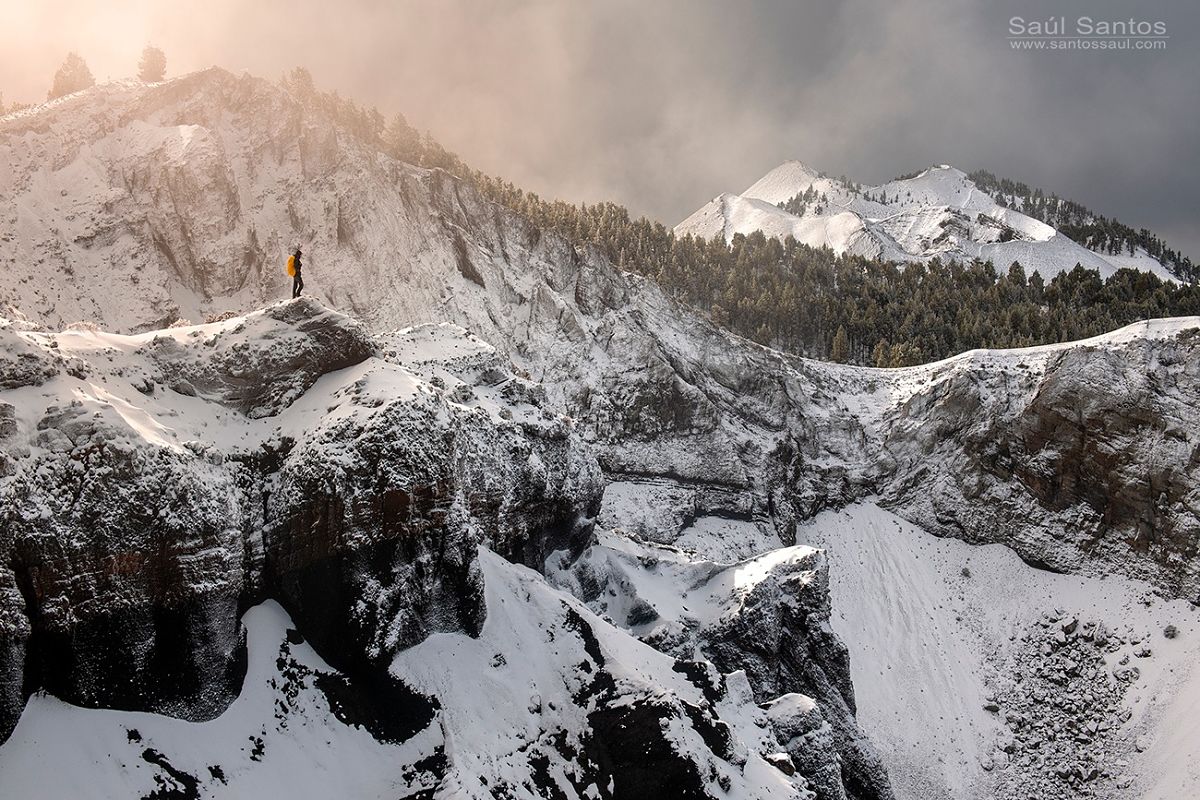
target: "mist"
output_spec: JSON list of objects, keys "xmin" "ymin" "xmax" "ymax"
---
[{"xmin": 3, "ymin": 0, "xmax": 1195, "ymax": 258}]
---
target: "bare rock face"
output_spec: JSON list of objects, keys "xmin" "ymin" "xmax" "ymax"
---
[
  {"xmin": 1006, "ymin": 340, "xmax": 1200, "ymax": 574},
  {"xmin": 879, "ymin": 331, "xmax": 1200, "ymax": 599},
  {"xmin": 699, "ymin": 552, "xmax": 894, "ymax": 800},
  {"xmin": 5, "ymin": 401, "xmax": 247, "ymax": 730},
  {"xmin": 0, "ymin": 296, "xmax": 380, "ymax": 740},
  {"xmin": 766, "ymin": 694, "xmax": 851, "ymax": 800},
  {"xmin": 0, "ymin": 404, "xmax": 15, "ymax": 439},
  {"xmin": 263, "ymin": 377, "xmax": 601, "ymax": 673}
]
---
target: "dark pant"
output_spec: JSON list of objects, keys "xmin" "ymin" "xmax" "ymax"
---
[{"xmin": 292, "ymin": 274, "xmax": 303, "ymax": 298}]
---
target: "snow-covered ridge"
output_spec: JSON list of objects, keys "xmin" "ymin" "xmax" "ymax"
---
[
  {"xmin": 676, "ymin": 161, "xmax": 1180, "ymax": 281},
  {"xmin": 834, "ymin": 315, "xmax": 1200, "ymax": 422}
]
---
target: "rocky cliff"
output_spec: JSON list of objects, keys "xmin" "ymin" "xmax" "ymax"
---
[
  {"xmin": 871, "ymin": 322, "xmax": 1200, "ymax": 600},
  {"xmin": 0, "ymin": 299, "xmax": 885, "ymax": 799},
  {"xmin": 11, "ymin": 72, "xmax": 1197, "ymax": 604},
  {"xmin": 0, "ymin": 301, "xmax": 600, "ymax": 742}
]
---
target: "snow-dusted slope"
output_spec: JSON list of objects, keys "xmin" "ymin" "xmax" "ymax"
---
[
  {"xmin": 676, "ymin": 162, "xmax": 1179, "ymax": 281},
  {"xmin": 0, "ymin": 70, "xmax": 492, "ymax": 333},
  {"xmin": 0, "ymin": 601, "xmax": 437, "ymax": 799},
  {"xmin": 742, "ymin": 160, "xmax": 826, "ymax": 205},
  {"xmin": 550, "ymin": 473, "xmax": 1200, "ymax": 800},
  {"xmin": 547, "ymin": 532, "xmax": 894, "ymax": 800},
  {"xmin": 676, "ymin": 192, "xmax": 877, "ymax": 256},
  {"xmin": 0, "ymin": 555, "xmax": 816, "ymax": 800},
  {"xmin": 541, "ymin": 313, "xmax": 1200, "ymax": 799},
  {"xmin": 802, "ymin": 503, "xmax": 1200, "ymax": 800}
]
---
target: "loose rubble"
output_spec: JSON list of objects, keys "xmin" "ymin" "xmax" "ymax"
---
[{"xmin": 986, "ymin": 611, "xmax": 1147, "ymax": 800}]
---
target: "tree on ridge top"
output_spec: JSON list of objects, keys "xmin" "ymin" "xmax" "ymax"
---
[
  {"xmin": 48, "ymin": 52, "xmax": 95, "ymax": 100},
  {"xmin": 139, "ymin": 46, "xmax": 166, "ymax": 83}
]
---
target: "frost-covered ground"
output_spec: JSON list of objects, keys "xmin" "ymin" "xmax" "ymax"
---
[
  {"xmin": 825, "ymin": 315, "xmax": 1200, "ymax": 431},
  {"xmin": 0, "ymin": 549, "xmax": 809, "ymax": 799},
  {"xmin": 577, "ymin": 482, "xmax": 1200, "ymax": 800},
  {"xmin": 394, "ymin": 548, "xmax": 805, "ymax": 799},
  {"xmin": 676, "ymin": 161, "xmax": 1180, "ymax": 281},
  {"xmin": 0, "ymin": 529, "xmax": 856, "ymax": 797},
  {"xmin": 574, "ymin": 471, "xmax": 1200, "ymax": 800}
]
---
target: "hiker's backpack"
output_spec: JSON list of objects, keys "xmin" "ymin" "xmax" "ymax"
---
[{"xmin": 287, "ymin": 255, "xmax": 296, "ymax": 277}]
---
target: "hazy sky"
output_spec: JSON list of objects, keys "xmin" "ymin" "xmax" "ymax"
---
[{"xmin": 2, "ymin": 0, "xmax": 1196, "ymax": 259}]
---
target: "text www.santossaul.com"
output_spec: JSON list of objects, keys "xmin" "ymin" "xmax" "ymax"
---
[{"xmin": 1010, "ymin": 37, "xmax": 1167, "ymax": 51}]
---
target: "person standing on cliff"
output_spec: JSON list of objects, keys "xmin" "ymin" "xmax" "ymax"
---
[{"xmin": 287, "ymin": 247, "xmax": 304, "ymax": 299}]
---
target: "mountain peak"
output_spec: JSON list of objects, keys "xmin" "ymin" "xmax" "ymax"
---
[
  {"xmin": 742, "ymin": 160, "xmax": 825, "ymax": 205},
  {"xmin": 919, "ymin": 164, "xmax": 968, "ymax": 181},
  {"xmin": 677, "ymin": 159, "xmax": 1182, "ymax": 282}
]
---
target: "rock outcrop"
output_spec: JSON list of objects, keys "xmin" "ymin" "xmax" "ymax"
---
[
  {"xmin": 878, "ymin": 326, "xmax": 1200, "ymax": 599},
  {"xmin": 549, "ymin": 536, "xmax": 895, "ymax": 800},
  {"xmin": 699, "ymin": 551, "xmax": 894, "ymax": 800},
  {"xmin": 0, "ymin": 300, "xmax": 602, "ymax": 744}
]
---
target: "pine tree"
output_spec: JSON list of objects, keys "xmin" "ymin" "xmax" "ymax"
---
[
  {"xmin": 419, "ymin": 132, "xmax": 459, "ymax": 172},
  {"xmin": 1007, "ymin": 261, "xmax": 1027, "ymax": 287},
  {"xmin": 872, "ymin": 340, "xmax": 891, "ymax": 368},
  {"xmin": 470, "ymin": 165, "xmax": 1200, "ymax": 366},
  {"xmin": 283, "ymin": 67, "xmax": 316, "ymax": 97},
  {"xmin": 831, "ymin": 325, "xmax": 850, "ymax": 363},
  {"xmin": 138, "ymin": 46, "xmax": 166, "ymax": 82},
  {"xmin": 48, "ymin": 52, "xmax": 95, "ymax": 99},
  {"xmin": 383, "ymin": 113, "xmax": 422, "ymax": 163},
  {"xmin": 711, "ymin": 303, "xmax": 729, "ymax": 328}
]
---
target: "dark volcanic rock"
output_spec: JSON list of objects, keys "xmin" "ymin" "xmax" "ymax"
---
[
  {"xmin": 554, "ymin": 537, "xmax": 895, "ymax": 800},
  {"xmin": 0, "ymin": 302, "xmax": 603, "ymax": 744},
  {"xmin": 3, "ymin": 409, "xmax": 247, "ymax": 733},
  {"xmin": 700, "ymin": 550, "xmax": 894, "ymax": 800},
  {"xmin": 765, "ymin": 694, "xmax": 850, "ymax": 800}
]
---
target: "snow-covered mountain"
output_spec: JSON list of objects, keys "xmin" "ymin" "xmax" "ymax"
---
[
  {"xmin": 3, "ymin": 69, "xmax": 1200, "ymax": 800},
  {"xmin": 675, "ymin": 161, "xmax": 1180, "ymax": 281},
  {"xmin": 0, "ymin": 301, "xmax": 857, "ymax": 799}
]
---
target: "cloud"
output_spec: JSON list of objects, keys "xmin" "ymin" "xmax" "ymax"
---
[{"xmin": 2, "ymin": 0, "xmax": 1196, "ymax": 258}]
